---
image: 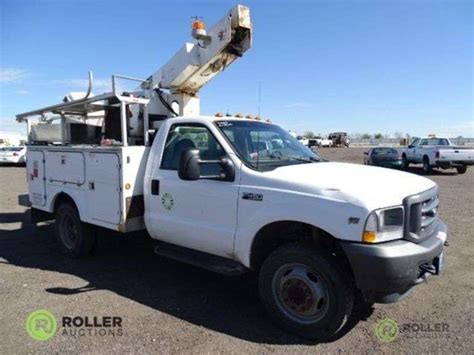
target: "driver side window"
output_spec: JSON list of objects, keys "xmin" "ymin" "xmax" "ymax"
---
[{"xmin": 161, "ymin": 124, "xmax": 226, "ymax": 173}]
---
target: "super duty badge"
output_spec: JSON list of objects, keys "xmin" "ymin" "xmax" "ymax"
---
[{"xmin": 242, "ymin": 192, "xmax": 263, "ymax": 201}]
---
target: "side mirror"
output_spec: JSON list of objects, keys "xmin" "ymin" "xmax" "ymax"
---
[
  {"xmin": 407, "ymin": 144, "xmax": 414, "ymax": 149},
  {"xmin": 178, "ymin": 149, "xmax": 235, "ymax": 182},
  {"xmin": 178, "ymin": 149, "xmax": 201, "ymax": 180},
  {"xmin": 363, "ymin": 151, "xmax": 368, "ymax": 155}
]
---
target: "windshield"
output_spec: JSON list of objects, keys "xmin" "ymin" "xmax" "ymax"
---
[
  {"xmin": 372, "ymin": 148, "xmax": 398, "ymax": 155},
  {"xmin": 215, "ymin": 120, "xmax": 321, "ymax": 171}
]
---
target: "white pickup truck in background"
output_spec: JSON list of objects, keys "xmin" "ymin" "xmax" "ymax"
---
[{"xmin": 402, "ymin": 137, "xmax": 474, "ymax": 174}]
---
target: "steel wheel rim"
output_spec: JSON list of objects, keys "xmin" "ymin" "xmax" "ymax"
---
[
  {"xmin": 60, "ymin": 213, "xmax": 79, "ymax": 249},
  {"xmin": 272, "ymin": 263, "xmax": 330, "ymax": 324}
]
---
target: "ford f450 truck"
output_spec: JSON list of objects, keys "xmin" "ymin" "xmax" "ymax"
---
[
  {"xmin": 18, "ymin": 116, "xmax": 447, "ymax": 341},
  {"xmin": 402, "ymin": 136, "xmax": 474, "ymax": 174},
  {"xmin": 16, "ymin": 5, "xmax": 447, "ymax": 341}
]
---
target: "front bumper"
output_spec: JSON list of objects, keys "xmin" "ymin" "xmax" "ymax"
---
[
  {"xmin": 372, "ymin": 159, "xmax": 402, "ymax": 168},
  {"xmin": 340, "ymin": 220, "xmax": 447, "ymax": 303}
]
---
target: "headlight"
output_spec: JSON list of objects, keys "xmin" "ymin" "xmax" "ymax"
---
[{"xmin": 362, "ymin": 206, "xmax": 404, "ymax": 243}]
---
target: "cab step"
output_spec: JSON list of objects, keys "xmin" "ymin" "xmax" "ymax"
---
[{"xmin": 153, "ymin": 242, "xmax": 248, "ymax": 276}]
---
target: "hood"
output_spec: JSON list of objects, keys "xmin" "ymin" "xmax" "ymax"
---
[{"xmin": 257, "ymin": 162, "xmax": 436, "ymax": 210}]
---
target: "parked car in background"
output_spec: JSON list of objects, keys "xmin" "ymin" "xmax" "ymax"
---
[
  {"xmin": 315, "ymin": 137, "xmax": 333, "ymax": 147},
  {"xmin": 364, "ymin": 147, "xmax": 402, "ymax": 168},
  {"xmin": 402, "ymin": 137, "xmax": 474, "ymax": 174},
  {"xmin": 329, "ymin": 132, "xmax": 350, "ymax": 147},
  {"xmin": 0, "ymin": 146, "xmax": 26, "ymax": 165}
]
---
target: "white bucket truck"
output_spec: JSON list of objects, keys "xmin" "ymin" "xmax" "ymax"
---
[{"xmin": 17, "ymin": 5, "xmax": 447, "ymax": 340}]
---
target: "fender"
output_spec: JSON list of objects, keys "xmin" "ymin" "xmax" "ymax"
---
[{"xmin": 233, "ymin": 188, "xmax": 368, "ymax": 267}]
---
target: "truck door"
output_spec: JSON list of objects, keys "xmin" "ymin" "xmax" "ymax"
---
[
  {"xmin": 407, "ymin": 138, "xmax": 419, "ymax": 162},
  {"xmin": 415, "ymin": 139, "xmax": 429, "ymax": 162},
  {"xmin": 147, "ymin": 123, "xmax": 239, "ymax": 258}
]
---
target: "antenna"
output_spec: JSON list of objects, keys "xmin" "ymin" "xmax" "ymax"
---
[
  {"xmin": 258, "ymin": 81, "xmax": 262, "ymax": 117},
  {"xmin": 256, "ymin": 81, "xmax": 262, "ymax": 170}
]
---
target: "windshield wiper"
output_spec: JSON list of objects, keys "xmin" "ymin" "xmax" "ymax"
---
[{"xmin": 287, "ymin": 156, "xmax": 321, "ymax": 163}]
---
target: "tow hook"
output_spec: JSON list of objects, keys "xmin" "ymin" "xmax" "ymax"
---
[{"xmin": 419, "ymin": 263, "xmax": 437, "ymax": 276}]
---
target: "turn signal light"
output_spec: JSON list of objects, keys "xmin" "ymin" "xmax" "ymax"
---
[{"xmin": 363, "ymin": 231, "xmax": 377, "ymax": 243}]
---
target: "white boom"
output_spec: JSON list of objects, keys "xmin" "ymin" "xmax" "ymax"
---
[{"xmin": 144, "ymin": 4, "xmax": 252, "ymax": 118}]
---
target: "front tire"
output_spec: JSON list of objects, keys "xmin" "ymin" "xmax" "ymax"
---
[
  {"xmin": 259, "ymin": 243, "xmax": 354, "ymax": 341},
  {"xmin": 456, "ymin": 166, "xmax": 467, "ymax": 174},
  {"xmin": 55, "ymin": 202, "xmax": 96, "ymax": 258},
  {"xmin": 401, "ymin": 154, "xmax": 409, "ymax": 169}
]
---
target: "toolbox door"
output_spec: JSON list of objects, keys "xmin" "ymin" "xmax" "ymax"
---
[
  {"xmin": 26, "ymin": 150, "xmax": 46, "ymax": 206},
  {"xmin": 86, "ymin": 152, "xmax": 121, "ymax": 225}
]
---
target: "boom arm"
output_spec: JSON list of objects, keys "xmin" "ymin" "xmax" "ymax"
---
[{"xmin": 145, "ymin": 4, "xmax": 252, "ymax": 118}]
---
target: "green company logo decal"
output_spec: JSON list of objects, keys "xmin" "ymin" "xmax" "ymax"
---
[
  {"xmin": 26, "ymin": 309, "xmax": 58, "ymax": 341},
  {"xmin": 375, "ymin": 317, "xmax": 399, "ymax": 342},
  {"xmin": 161, "ymin": 193, "xmax": 174, "ymax": 210}
]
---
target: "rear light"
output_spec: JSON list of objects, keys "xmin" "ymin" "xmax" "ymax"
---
[{"xmin": 435, "ymin": 151, "xmax": 440, "ymax": 158}]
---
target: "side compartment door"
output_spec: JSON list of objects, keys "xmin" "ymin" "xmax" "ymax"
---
[
  {"xmin": 147, "ymin": 123, "xmax": 239, "ymax": 258},
  {"xmin": 86, "ymin": 152, "xmax": 121, "ymax": 225},
  {"xmin": 26, "ymin": 150, "xmax": 46, "ymax": 206}
]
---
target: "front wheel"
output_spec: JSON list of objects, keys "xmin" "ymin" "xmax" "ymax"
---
[
  {"xmin": 401, "ymin": 154, "xmax": 409, "ymax": 169},
  {"xmin": 259, "ymin": 243, "xmax": 354, "ymax": 341},
  {"xmin": 456, "ymin": 166, "xmax": 467, "ymax": 174}
]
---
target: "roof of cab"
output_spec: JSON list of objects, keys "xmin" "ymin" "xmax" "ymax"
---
[{"xmin": 170, "ymin": 115, "xmax": 272, "ymax": 124}]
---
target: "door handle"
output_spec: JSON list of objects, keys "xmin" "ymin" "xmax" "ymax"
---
[{"xmin": 151, "ymin": 179, "xmax": 160, "ymax": 195}]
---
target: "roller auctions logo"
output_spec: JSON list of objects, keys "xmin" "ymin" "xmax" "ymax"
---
[
  {"xmin": 374, "ymin": 317, "xmax": 399, "ymax": 343},
  {"xmin": 26, "ymin": 309, "xmax": 123, "ymax": 341},
  {"xmin": 26, "ymin": 309, "xmax": 58, "ymax": 341}
]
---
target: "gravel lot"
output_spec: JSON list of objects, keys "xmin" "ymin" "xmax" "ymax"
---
[{"xmin": 1, "ymin": 147, "xmax": 473, "ymax": 353}]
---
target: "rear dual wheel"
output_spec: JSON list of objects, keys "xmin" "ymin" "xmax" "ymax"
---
[
  {"xmin": 259, "ymin": 243, "xmax": 354, "ymax": 341},
  {"xmin": 55, "ymin": 202, "xmax": 96, "ymax": 258}
]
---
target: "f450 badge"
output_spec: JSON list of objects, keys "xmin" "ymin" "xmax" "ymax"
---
[{"xmin": 242, "ymin": 192, "xmax": 263, "ymax": 201}]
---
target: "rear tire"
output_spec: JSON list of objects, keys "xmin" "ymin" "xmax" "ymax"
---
[
  {"xmin": 423, "ymin": 156, "xmax": 432, "ymax": 174},
  {"xmin": 258, "ymin": 243, "xmax": 354, "ymax": 341},
  {"xmin": 456, "ymin": 166, "xmax": 467, "ymax": 174},
  {"xmin": 55, "ymin": 202, "xmax": 96, "ymax": 258}
]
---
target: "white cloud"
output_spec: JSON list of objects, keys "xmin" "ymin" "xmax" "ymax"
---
[
  {"xmin": 0, "ymin": 68, "xmax": 29, "ymax": 83},
  {"xmin": 15, "ymin": 89, "xmax": 29, "ymax": 95}
]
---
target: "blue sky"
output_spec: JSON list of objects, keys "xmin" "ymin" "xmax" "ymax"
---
[{"xmin": 1, "ymin": 0, "xmax": 472, "ymax": 137}]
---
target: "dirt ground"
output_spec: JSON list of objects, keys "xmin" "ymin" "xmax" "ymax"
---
[{"xmin": 1, "ymin": 147, "xmax": 473, "ymax": 353}]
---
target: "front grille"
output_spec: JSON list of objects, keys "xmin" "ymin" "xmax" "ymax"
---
[{"xmin": 403, "ymin": 186, "xmax": 439, "ymax": 243}]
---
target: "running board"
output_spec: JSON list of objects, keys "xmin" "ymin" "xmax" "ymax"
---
[{"xmin": 153, "ymin": 242, "xmax": 248, "ymax": 276}]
